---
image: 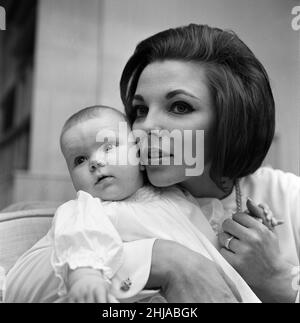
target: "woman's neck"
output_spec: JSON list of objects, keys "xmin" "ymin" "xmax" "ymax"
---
[{"xmin": 179, "ymin": 164, "xmax": 234, "ymax": 199}]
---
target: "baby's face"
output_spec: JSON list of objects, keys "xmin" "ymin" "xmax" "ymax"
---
[{"xmin": 61, "ymin": 111, "xmax": 143, "ymax": 200}]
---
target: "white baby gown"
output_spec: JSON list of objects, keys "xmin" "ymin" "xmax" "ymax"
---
[{"xmin": 51, "ymin": 185, "xmax": 260, "ymax": 303}]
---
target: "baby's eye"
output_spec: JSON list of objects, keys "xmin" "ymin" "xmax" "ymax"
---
[
  {"xmin": 170, "ymin": 101, "xmax": 194, "ymax": 114},
  {"xmin": 104, "ymin": 143, "xmax": 117, "ymax": 152},
  {"xmin": 74, "ymin": 156, "xmax": 87, "ymax": 166}
]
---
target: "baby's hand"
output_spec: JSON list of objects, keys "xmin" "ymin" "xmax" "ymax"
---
[
  {"xmin": 67, "ymin": 268, "xmax": 117, "ymax": 303},
  {"xmin": 68, "ymin": 274, "xmax": 108, "ymax": 303}
]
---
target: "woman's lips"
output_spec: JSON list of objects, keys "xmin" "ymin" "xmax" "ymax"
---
[
  {"xmin": 147, "ymin": 156, "xmax": 174, "ymax": 165},
  {"xmin": 148, "ymin": 149, "xmax": 173, "ymax": 158},
  {"xmin": 147, "ymin": 152, "xmax": 174, "ymax": 166},
  {"xmin": 139, "ymin": 148, "xmax": 174, "ymax": 165},
  {"xmin": 140, "ymin": 147, "xmax": 173, "ymax": 158}
]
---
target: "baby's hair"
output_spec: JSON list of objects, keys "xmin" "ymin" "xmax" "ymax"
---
[{"xmin": 60, "ymin": 105, "xmax": 128, "ymax": 149}]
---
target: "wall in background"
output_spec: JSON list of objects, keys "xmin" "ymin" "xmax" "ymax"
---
[
  {"xmin": 0, "ymin": 0, "xmax": 299, "ymax": 207},
  {"xmin": 98, "ymin": 0, "xmax": 300, "ymax": 176}
]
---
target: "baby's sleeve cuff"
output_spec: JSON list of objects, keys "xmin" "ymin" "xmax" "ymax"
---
[{"xmin": 52, "ymin": 249, "xmax": 124, "ymax": 297}]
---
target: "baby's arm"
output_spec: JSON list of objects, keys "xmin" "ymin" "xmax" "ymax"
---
[
  {"xmin": 68, "ymin": 267, "xmax": 117, "ymax": 303},
  {"xmin": 51, "ymin": 191, "xmax": 124, "ymax": 298}
]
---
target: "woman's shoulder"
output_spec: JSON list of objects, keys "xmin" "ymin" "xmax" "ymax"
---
[
  {"xmin": 244, "ymin": 166, "xmax": 300, "ymax": 191},
  {"xmin": 241, "ymin": 167, "xmax": 300, "ymax": 210}
]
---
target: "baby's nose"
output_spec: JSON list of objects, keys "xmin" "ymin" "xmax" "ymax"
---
[
  {"xmin": 89, "ymin": 159, "xmax": 106, "ymax": 172},
  {"xmin": 89, "ymin": 151, "xmax": 106, "ymax": 172}
]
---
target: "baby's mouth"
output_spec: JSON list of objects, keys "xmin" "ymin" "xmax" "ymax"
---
[{"xmin": 94, "ymin": 175, "xmax": 113, "ymax": 185}]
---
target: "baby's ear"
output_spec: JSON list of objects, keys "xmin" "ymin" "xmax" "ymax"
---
[{"xmin": 139, "ymin": 164, "xmax": 145, "ymax": 171}]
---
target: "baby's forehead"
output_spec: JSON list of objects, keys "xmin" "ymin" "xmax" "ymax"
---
[
  {"xmin": 78, "ymin": 109, "xmax": 127, "ymax": 127},
  {"xmin": 63, "ymin": 108, "xmax": 127, "ymax": 132},
  {"xmin": 61, "ymin": 112, "xmax": 130, "ymax": 150}
]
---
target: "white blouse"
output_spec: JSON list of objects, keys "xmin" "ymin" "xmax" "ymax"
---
[
  {"xmin": 194, "ymin": 167, "xmax": 300, "ymax": 302},
  {"xmin": 5, "ymin": 167, "xmax": 299, "ymax": 303},
  {"xmin": 51, "ymin": 185, "xmax": 259, "ymax": 302}
]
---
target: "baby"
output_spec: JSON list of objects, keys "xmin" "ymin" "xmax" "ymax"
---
[{"xmin": 51, "ymin": 105, "xmax": 260, "ymax": 303}]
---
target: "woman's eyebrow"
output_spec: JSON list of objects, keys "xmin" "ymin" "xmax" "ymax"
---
[
  {"xmin": 166, "ymin": 89, "xmax": 201, "ymax": 101},
  {"xmin": 133, "ymin": 90, "xmax": 201, "ymax": 102}
]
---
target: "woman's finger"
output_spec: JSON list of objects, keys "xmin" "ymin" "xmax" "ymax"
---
[
  {"xmin": 258, "ymin": 202, "xmax": 272, "ymax": 221},
  {"xmin": 232, "ymin": 212, "xmax": 265, "ymax": 230},
  {"xmin": 222, "ymin": 217, "xmax": 250, "ymax": 240},
  {"xmin": 247, "ymin": 199, "xmax": 284, "ymax": 230},
  {"xmin": 246, "ymin": 198, "xmax": 266, "ymax": 220},
  {"xmin": 218, "ymin": 232, "xmax": 247, "ymax": 254},
  {"xmin": 219, "ymin": 247, "xmax": 240, "ymax": 269}
]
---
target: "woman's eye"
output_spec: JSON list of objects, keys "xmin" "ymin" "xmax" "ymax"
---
[
  {"xmin": 74, "ymin": 156, "xmax": 87, "ymax": 166},
  {"xmin": 170, "ymin": 102, "xmax": 194, "ymax": 114},
  {"xmin": 134, "ymin": 105, "xmax": 148, "ymax": 118}
]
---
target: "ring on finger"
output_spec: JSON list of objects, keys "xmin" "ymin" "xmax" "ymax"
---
[{"xmin": 225, "ymin": 235, "xmax": 234, "ymax": 250}]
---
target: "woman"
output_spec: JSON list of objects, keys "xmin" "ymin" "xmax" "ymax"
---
[
  {"xmin": 120, "ymin": 24, "xmax": 300, "ymax": 302},
  {"xmin": 5, "ymin": 24, "xmax": 299, "ymax": 303}
]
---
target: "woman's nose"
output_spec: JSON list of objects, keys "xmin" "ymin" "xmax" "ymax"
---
[{"xmin": 137, "ymin": 110, "xmax": 162, "ymax": 133}]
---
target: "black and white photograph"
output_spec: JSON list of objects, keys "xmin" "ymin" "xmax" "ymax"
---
[{"xmin": 0, "ymin": 0, "xmax": 299, "ymax": 307}]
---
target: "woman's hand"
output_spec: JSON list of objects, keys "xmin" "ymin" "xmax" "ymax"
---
[
  {"xmin": 146, "ymin": 240, "xmax": 241, "ymax": 302},
  {"xmin": 218, "ymin": 199, "xmax": 297, "ymax": 302}
]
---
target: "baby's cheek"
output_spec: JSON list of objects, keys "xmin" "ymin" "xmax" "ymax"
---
[{"xmin": 71, "ymin": 169, "xmax": 89, "ymax": 190}]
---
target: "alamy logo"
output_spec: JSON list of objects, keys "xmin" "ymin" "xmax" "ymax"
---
[
  {"xmin": 95, "ymin": 122, "xmax": 205, "ymax": 177},
  {"xmin": 0, "ymin": 6, "xmax": 5, "ymax": 30},
  {"xmin": 291, "ymin": 6, "xmax": 300, "ymax": 31}
]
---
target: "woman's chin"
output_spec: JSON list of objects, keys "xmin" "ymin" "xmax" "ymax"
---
[{"xmin": 146, "ymin": 165, "xmax": 186, "ymax": 187}]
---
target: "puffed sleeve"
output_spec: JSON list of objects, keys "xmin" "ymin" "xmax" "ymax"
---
[{"xmin": 51, "ymin": 191, "xmax": 124, "ymax": 296}]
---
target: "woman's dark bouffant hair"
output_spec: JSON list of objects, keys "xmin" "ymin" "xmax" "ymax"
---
[{"xmin": 120, "ymin": 24, "xmax": 275, "ymax": 187}]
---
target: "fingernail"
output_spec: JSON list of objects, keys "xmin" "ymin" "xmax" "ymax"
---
[
  {"xmin": 271, "ymin": 218, "xmax": 277, "ymax": 226},
  {"xmin": 266, "ymin": 213, "xmax": 272, "ymax": 221},
  {"xmin": 263, "ymin": 208, "xmax": 269, "ymax": 215},
  {"xmin": 276, "ymin": 220, "xmax": 284, "ymax": 226},
  {"xmin": 259, "ymin": 204, "xmax": 269, "ymax": 216},
  {"xmin": 247, "ymin": 197, "xmax": 254, "ymax": 203}
]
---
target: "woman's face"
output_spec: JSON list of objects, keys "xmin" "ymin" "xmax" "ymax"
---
[{"xmin": 132, "ymin": 60, "xmax": 215, "ymax": 187}]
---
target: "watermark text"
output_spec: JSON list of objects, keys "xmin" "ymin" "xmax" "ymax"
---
[
  {"xmin": 291, "ymin": 6, "xmax": 300, "ymax": 31},
  {"xmin": 95, "ymin": 121, "xmax": 204, "ymax": 177}
]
